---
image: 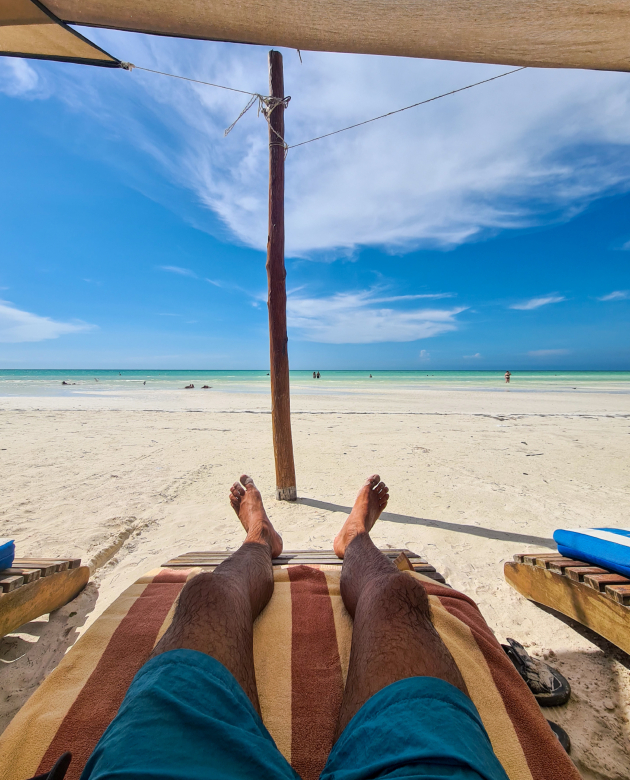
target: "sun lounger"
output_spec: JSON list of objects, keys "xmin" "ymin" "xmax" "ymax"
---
[
  {"xmin": 163, "ymin": 548, "xmax": 447, "ymax": 582},
  {"xmin": 0, "ymin": 550, "xmax": 578, "ymax": 780},
  {"xmin": 0, "ymin": 558, "xmax": 89, "ymax": 639},
  {"xmin": 505, "ymin": 552, "xmax": 630, "ymax": 655}
]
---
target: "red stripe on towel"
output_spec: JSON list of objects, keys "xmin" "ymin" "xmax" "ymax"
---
[
  {"xmin": 422, "ymin": 580, "xmax": 580, "ymax": 780},
  {"xmin": 37, "ymin": 569, "xmax": 189, "ymax": 779},
  {"xmin": 289, "ymin": 565, "xmax": 344, "ymax": 780}
]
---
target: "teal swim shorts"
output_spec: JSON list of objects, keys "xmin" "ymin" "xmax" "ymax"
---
[{"xmin": 82, "ymin": 649, "xmax": 509, "ymax": 780}]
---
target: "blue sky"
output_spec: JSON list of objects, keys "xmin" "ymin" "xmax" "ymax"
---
[{"xmin": 0, "ymin": 31, "xmax": 629, "ymax": 369}]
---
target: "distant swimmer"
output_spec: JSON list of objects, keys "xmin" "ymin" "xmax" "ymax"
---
[
  {"xmin": 369, "ymin": 374, "xmax": 372, "ymax": 378},
  {"xmin": 505, "ymin": 371, "xmax": 511, "ymax": 384},
  {"xmin": 317, "ymin": 371, "xmax": 321, "ymax": 379},
  {"xmin": 143, "ymin": 381, "xmax": 146, "ymax": 385},
  {"xmin": 185, "ymin": 384, "xmax": 194, "ymax": 389},
  {"xmin": 313, "ymin": 372, "xmax": 316, "ymax": 379},
  {"xmin": 202, "ymin": 385, "xmax": 211, "ymax": 389},
  {"xmin": 62, "ymin": 381, "xmax": 69, "ymax": 385}
]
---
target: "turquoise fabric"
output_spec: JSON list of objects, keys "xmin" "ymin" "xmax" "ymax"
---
[
  {"xmin": 82, "ymin": 649, "xmax": 508, "ymax": 780},
  {"xmin": 322, "ymin": 677, "xmax": 509, "ymax": 780},
  {"xmin": 82, "ymin": 650, "xmax": 298, "ymax": 780}
]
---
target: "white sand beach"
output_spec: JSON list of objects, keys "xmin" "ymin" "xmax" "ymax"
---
[{"xmin": 1, "ymin": 380, "xmax": 629, "ymax": 779}]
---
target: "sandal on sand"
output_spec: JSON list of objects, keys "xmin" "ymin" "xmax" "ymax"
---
[
  {"xmin": 547, "ymin": 721, "xmax": 571, "ymax": 753},
  {"xmin": 502, "ymin": 638, "xmax": 571, "ymax": 707},
  {"xmin": 25, "ymin": 752, "xmax": 71, "ymax": 780}
]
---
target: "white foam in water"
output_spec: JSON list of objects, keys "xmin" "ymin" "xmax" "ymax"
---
[{"xmin": 0, "ymin": 369, "xmax": 629, "ymax": 398}]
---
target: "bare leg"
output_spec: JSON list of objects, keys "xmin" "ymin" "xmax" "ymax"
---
[
  {"xmin": 334, "ymin": 475, "xmax": 468, "ymax": 739},
  {"xmin": 152, "ymin": 475, "xmax": 282, "ymax": 714}
]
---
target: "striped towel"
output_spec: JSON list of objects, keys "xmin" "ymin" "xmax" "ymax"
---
[
  {"xmin": 554, "ymin": 527, "xmax": 630, "ymax": 578},
  {"xmin": 0, "ymin": 566, "xmax": 579, "ymax": 780}
]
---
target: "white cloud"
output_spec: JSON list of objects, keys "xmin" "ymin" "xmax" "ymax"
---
[
  {"xmin": 0, "ymin": 58, "xmax": 46, "ymax": 98},
  {"xmin": 287, "ymin": 288, "xmax": 465, "ymax": 343},
  {"xmin": 371, "ymin": 293, "xmax": 454, "ymax": 302},
  {"xmin": 528, "ymin": 349, "xmax": 570, "ymax": 357},
  {"xmin": 419, "ymin": 349, "xmax": 430, "ymax": 359},
  {"xmin": 598, "ymin": 290, "xmax": 629, "ymax": 301},
  {"xmin": 159, "ymin": 265, "xmax": 198, "ymax": 278},
  {"xmin": 0, "ymin": 301, "xmax": 94, "ymax": 343},
  {"xmin": 464, "ymin": 352, "xmax": 482, "ymax": 358},
  {"xmin": 14, "ymin": 33, "xmax": 630, "ymax": 256},
  {"xmin": 510, "ymin": 295, "xmax": 566, "ymax": 310}
]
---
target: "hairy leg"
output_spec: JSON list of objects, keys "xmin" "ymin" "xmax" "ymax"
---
[
  {"xmin": 334, "ymin": 476, "xmax": 467, "ymax": 738},
  {"xmin": 152, "ymin": 475, "xmax": 282, "ymax": 713}
]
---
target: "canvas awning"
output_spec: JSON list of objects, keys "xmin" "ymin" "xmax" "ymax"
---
[
  {"xmin": 7, "ymin": 0, "xmax": 628, "ymax": 73},
  {"xmin": 1, "ymin": 0, "xmax": 120, "ymax": 67}
]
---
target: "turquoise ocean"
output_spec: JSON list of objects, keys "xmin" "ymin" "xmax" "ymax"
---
[{"xmin": 0, "ymin": 370, "xmax": 628, "ymax": 396}]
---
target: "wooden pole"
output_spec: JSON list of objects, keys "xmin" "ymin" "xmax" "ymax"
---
[{"xmin": 267, "ymin": 50, "xmax": 297, "ymax": 501}]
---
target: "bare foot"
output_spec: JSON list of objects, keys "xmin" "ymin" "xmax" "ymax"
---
[
  {"xmin": 229, "ymin": 475, "xmax": 283, "ymax": 558},
  {"xmin": 333, "ymin": 475, "xmax": 389, "ymax": 559}
]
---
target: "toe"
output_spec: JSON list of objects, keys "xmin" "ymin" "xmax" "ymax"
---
[
  {"xmin": 367, "ymin": 474, "xmax": 380, "ymax": 488},
  {"xmin": 377, "ymin": 483, "xmax": 389, "ymax": 505},
  {"xmin": 231, "ymin": 482, "xmax": 245, "ymax": 496},
  {"xmin": 240, "ymin": 474, "xmax": 255, "ymax": 489}
]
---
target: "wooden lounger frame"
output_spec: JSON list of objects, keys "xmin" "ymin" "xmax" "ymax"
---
[
  {"xmin": 0, "ymin": 558, "xmax": 90, "ymax": 638},
  {"xmin": 505, "ymin": 553, "xmax": 630, "ymax": 655},
  {"xmin": 163, "ymin": 548, "xmax": 447, "ymax": 583}
]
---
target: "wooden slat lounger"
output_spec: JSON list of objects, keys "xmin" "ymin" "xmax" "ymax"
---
[
  {"xmin": 505, "ymin": 553, "xmax": 630, "ymax": 655},
  {"xmin": 0, "ymin": 548, "xmax": 579, "ymax": 780},
  {"xmin": 163, "ymin": 548, "xmax": 447, "ymax": 583},
  {"xmin": 0, "ymin": 558, "xmax": 90, "ymax": 638}
]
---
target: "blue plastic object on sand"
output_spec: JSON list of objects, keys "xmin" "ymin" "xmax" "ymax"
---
[
  {"xmin": 0, "ymin": 539, "xmax": 15, "ymax": 570},
  {"xmin": 554, "ymin": 528, "xmax": 630, "ymax": 578}
]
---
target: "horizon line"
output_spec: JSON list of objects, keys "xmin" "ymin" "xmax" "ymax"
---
[{"xmin": 1, "ymin": 368, "xmax": 628, "ymax": 373}]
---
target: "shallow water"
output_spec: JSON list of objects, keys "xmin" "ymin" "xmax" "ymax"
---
[{"xmin": 0, "ymin": 369, "xmax": 628, "ymax": 397}]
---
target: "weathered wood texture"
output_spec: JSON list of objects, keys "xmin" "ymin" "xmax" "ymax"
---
[
  {"xmin": 606, "ymin": 584, "xmax": 630, "ymax": 606},
  {"xmin": 0, "ymin": 566, "xmax": 90, "ymax": 638},
  {"xmin": 505, "ymin": 557, "xmax": 630, "ymax": 655},
  {"xmin": 13, "ymin": 557, "xmax": 81, "ymax": 570},
  {"xmin": 566, "ymin": 566, "xmax": 608, "ymax": 582},
  {"xmin": 12, "ymin": 562, "xmax": 58, "ymax": 577},
  {"xmin": 0, "ymin": 568, "xmax": 41, "ymax": 584},
  {"xmin": 0, "ymin": 575, "xmax": 24, "ymax": 593},
  {"xmin": 163, "ymin": 548, "xmax": 447, "ymax": 583},
  {"xmin": 583, "ymin": 572, "xmax": 630, "ymax": 591},
  {"xmin": 266, "ymin": 49, "xmax": 296, "ymax": 502}
]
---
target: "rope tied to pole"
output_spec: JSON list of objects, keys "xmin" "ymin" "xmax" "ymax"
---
[
  {"xmin": 121, "ymin": 60, "xmax": 526, "ymax": 156},
  {"xmin": 123, "ymin": 62, "xmax": 292, "ymax": 154},
  {"xmin": 225, "ymin": 94, "xmax": 290, "ymax": 155}
]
